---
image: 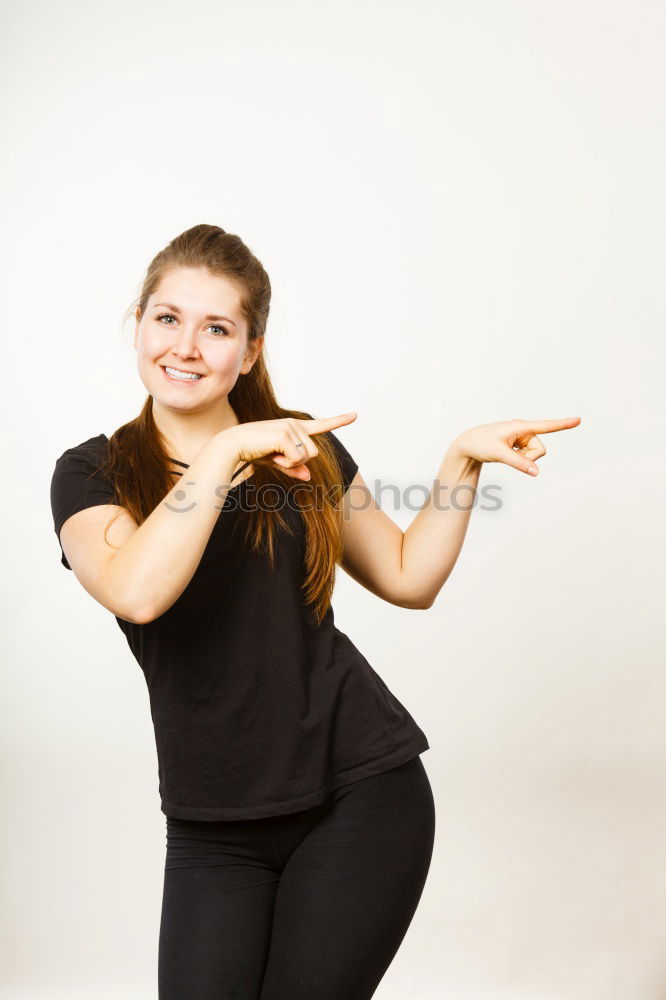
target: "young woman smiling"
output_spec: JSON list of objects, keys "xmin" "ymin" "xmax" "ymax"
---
[{"xmin": 50, "ymin": 223, "xmax": 580, "ymax": 999}]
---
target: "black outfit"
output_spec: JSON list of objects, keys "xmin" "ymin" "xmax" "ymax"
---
[
  {"xmin": 50, "ymin": 429, "xmax": 435, "ymax": 998},
  {"xmin": 158, "ymin": 755, "xmax": 435, "ymax": 1000},
  {"xmin": 50, "ymin": 430, "xmax": 430, "ymax": 821}
]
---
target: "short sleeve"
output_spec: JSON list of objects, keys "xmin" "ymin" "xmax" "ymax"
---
[
  {"xmin": 50, "ymin": 435, "xmax": 117, "ymax": 570},
  {"xmin": 326, "ymin": 430, "xmax": 359, "ymax": 495}
]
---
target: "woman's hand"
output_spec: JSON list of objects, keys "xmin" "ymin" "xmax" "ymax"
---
[
  {"xmin": 447, "ymin": 416, "xmax": 581, "ymax": 476},
  {"xmin": 226, "ymin": 412, "xmax": 358, "ymax": 481}
]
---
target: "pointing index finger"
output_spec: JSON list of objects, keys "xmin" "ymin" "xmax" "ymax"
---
[
  {"xmin": 513, "ymin": 417, "xmax": 582, "ymax": 434},
  {"xmin": 305, "ymin": 412, "xmax": 358, "ymax": 435}
]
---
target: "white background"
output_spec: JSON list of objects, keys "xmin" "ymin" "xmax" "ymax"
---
[{"xmin": 3, "ymin": 0, "xmax": 665, "ymax": 997}]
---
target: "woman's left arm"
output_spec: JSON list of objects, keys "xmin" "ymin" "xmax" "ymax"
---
[{"xmin": 340, "ymin": 416, "xmax": 581, "ymax": 610}]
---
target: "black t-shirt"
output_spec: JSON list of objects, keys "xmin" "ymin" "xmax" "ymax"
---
[{"xmin": 50, "ymin": 430, "xmax": 430, "ymax": 820}]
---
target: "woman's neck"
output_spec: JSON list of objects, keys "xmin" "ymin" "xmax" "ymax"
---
[{"xmin": 153, "ymin": 400, "xmax": 242, "ymax": 469}]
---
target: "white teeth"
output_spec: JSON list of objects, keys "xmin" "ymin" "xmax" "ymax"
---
[{"xmin": 164, "ymin": 366, "xmax": 202, "ymax": 381}]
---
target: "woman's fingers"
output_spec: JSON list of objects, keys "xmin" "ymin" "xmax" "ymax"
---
[
  {"xmin": 505, "ymin": 419, "xmax": 578, "ymax": 474},
  {"xmin": 247, "ymin": 412, "xmax": 358, "ymax": 481},
  {"xmin": 304, "ymin": 412, "xmax": 358, "ymax": 436},
  {"xmin": 267, "ymin": 421, "xmax": 318, "ymax": 478},
  {"xmin": 510, "ymin": 432, "xmax": 547, "ymax": 461},
  {"xmin": 276, "ymin": 421, "xmax": 317, "ymax": 473},
  {"xmin": 285, "ymin": 419, "xmax": 319, "ymax": 459},
  {"xmin": 449, "ymin": 416, "xmax": 580, "ymax": 476},
  {"xmin": 499, "ymin": 444, "xmax": 541, "ymax": 476},
  {"xmin": 508, "ymin": 417, "xmax": 581, "ymax": 435},
  {"xmin": 275, "ymin": 412, "xmax": 358, "ymax": 479}
]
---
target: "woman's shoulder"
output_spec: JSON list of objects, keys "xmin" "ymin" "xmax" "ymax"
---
[
  {"xmin": 52, "ymin": 433, "xmax": 113, "ymax": 494},
  {"xmin": 55, "ymin": 432, "xmax": 109, "ymax": 466},
  {"xmin": 50, "ymin": 433, "xmax": 116, "ymax": 569}
]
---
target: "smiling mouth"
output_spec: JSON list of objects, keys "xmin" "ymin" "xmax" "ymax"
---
[{"xmin": 161, "ymin": 365, "xmax": 205, "ymax": 383}]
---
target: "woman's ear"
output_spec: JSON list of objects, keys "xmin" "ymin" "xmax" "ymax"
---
[{"xmin": 242, "ymin": 335, "xmax": 264, "ymax": 374}]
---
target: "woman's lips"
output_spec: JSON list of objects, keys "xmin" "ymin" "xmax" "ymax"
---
[{"xmin": 161, "ymin": 365, "xmax": 206, "ymax": 385}]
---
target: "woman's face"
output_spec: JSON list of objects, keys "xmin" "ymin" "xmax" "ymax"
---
[{"xmin": 134, "ymin": 266, "xmax": 262, "ymax": 412}]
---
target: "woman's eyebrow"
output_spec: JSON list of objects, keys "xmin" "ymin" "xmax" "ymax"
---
[{"xmin": 153, "ymin": 302, "xmax": 237, "ymax": 327}]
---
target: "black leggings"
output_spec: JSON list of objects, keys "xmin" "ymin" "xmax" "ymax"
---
[{"xmin": 158, "ymin": 755, "xmax": 436, "ymax": 999}]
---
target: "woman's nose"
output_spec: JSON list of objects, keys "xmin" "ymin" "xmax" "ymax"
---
[{"xmin": 171, "ymin": 329, "xmax": 200, "ymax": 355}]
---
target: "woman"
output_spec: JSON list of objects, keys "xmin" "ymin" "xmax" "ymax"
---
[{"xmin": 50, "ymin": 223, "xmax": 580, "ymax": 999}]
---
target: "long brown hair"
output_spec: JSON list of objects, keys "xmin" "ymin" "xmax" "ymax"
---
[{"xmin": 98, "ymin": 223, "xmax": 350, "ymax": 625}]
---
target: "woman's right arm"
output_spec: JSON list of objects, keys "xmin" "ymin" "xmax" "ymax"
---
[
  {"xmin": 60, "ymin": 412, "xmax": 357, "ymax": 623},
  {"xmin": 60, "ymin": 429, "xmax": 245, "ymax": 624}
]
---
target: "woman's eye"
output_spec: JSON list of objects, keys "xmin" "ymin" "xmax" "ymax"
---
[{"xmin": 156, "ymin": 313, "xmax": 228, "ymax": 337}]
